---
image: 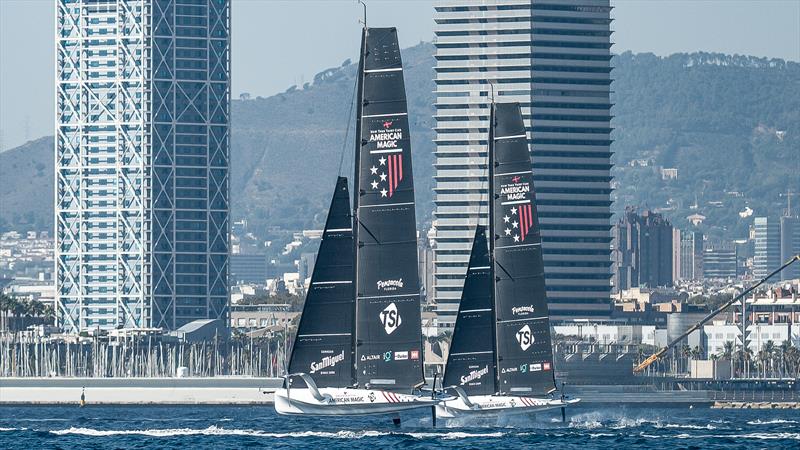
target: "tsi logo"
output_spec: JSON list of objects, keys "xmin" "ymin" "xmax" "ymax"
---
[
  {"xmin": 516, "ymin": 324, "xmax": 534, "ymax": 351},
  {"xmin": 380, "ymin": 302, "xmax": 402, "ymax": 334}
]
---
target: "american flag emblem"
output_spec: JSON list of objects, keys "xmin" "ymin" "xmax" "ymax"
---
[
  {"xmin": 501, "ymin": 203, "xmax": 534, "ymax": 243},
  {"xmin": 369, "ymin": 151, "xmax": 403, "ymax": 198}
]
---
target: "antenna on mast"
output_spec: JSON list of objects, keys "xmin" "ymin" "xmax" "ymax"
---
[{"xmin": 358, "ymin": 0, "xmax": 367, "ymax": 28}]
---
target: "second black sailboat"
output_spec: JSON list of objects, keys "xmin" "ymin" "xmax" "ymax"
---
[{"xmin": 436, "ymin": 102, "xmax": 579, "ymax": 418}]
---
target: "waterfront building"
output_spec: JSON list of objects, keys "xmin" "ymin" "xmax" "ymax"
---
[
  {"xmin": 703, "ymin": 244, "xmax": 737, "ymax": 279},
  {"xmin": 55, "ymin": 0, "xmax": 231, "ymax": 332},
  {"xmin": 612, "ymin": 209, "xmax": 673, "ymax": 290},
  {"xmin": 431, "ymin": 0, "xmax": 614, "ymax": 328},
  {"xmin": 753, "ymin": 217, "xmax": 781, "ymax": 279}
]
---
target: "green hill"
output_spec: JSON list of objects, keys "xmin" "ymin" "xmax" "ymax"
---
[{"xmin": 1, "ymin": 46, "xmax": 797, "ymax": 243}]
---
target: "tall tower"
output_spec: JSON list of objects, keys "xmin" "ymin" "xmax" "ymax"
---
[
  {"xmin": 753, "ymin": 217, "xmax": 780, "ymax": 279},
  {"xmin": 55, "ymin": 0, "xmax": 230, "ymax": 332},
  {"xmin": 432, "ymin": 0, "xmax": 614, "ymax": 329}
]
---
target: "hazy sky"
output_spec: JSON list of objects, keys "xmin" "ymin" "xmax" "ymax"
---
[{"xmin": 1, "ymin": 0, "xmax": 798, "ymax": 152}]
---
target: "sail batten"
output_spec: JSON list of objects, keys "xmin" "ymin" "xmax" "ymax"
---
[
  {"xmin": 490, "ymin": 102, "xmax": 557, "ymax": 397},
  {"xmin": 354, "ymin": 27, "xmax": 424, "ymax": 391},
  {"xmin": 287, "ymin": 177, "xmax": 355, "ymax": 388}
]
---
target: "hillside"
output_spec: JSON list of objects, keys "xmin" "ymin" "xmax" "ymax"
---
[{"xmin": 1, "ymin": 47, "xmax": 798, "ymax": 242}]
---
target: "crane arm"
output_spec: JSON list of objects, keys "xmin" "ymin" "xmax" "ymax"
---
[{"xmin": 633, "ymin": 254, "xmax": 800, "ymax": 373}]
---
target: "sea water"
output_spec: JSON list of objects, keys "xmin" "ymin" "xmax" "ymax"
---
[{"xmin": 1, "ymin": 404, "xmax": 798, "ymax": 449}]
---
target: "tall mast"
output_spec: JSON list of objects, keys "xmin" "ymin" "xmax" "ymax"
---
[
  {"xmin": 488, "ymin": 98, "xmax": 500, "ymax": 394},
  {"xmin": 351, "ymin": 24, "xmax": 367, "ymax": 386}
]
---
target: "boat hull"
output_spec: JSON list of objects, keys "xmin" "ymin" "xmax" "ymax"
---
[
  {"xmin": 435, "ymin": 395, "xmax": 579, "ymax": 418},
  {"xmin": 274, "ymin": 387, "xmax": 439, "ymax": 416}
]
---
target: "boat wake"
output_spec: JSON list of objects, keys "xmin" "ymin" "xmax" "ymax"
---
[{"xmin": 48, "ymin": 426, "xmax": 505, "ymax": 440}]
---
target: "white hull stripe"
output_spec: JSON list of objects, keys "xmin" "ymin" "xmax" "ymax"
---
[
  {"xmin": 362, "ymin": 112, "xmax": 408, "ymax": 118},
  {"xmin": 449, "ymin": 350, "xmax": 493, "ymax": 356},
  {"xmin": 313, "ymin": 280, "xmax": 352, "ymax": 285},
  {"xmin": 500, "ymin": 199, "xmax": 531, "ymax": 206},
  {"xmin": 494, "ymin": 134, "xmax": 527, "ymax": 141},
  {"xmin": 469, "ymin": 266, "xmax": 490, "ymax": 270},
  {"xmin": 365, "ymin": 67, "xmax": 402, "ymax": 73},
  {"xmin": 326, "ymin": 228, "xmax": 352, "ymax": 232},
  {"xmin": 369, "ymin": 148, "xmax": 403, "ymax": 154},
  {"xmin": 460, "ymin": 308, "xmax": 491, "ymax": 313}
]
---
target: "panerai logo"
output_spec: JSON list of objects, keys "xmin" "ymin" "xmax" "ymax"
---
[
  {"xmin": 460, "ymin": 366, "xmax": 489, "ymax": 385},
  {"xmin": 377, "ymin": 279, "xmax": 404, "ymax": 291},
  {"xmin": 310, "ymin": 351, "xmax": 345, "ymax": 374},
  {"xmin": 512, "ymin": 305, "xmax": 535, "ymax": 316},
  {"xmin": 380, "ymin": 302, "xmax": 402, "ymax": 334}
]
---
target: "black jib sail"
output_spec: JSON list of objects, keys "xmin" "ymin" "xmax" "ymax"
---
[
  {"xmin": 443, "ymin": 226, "xmax": 497, "ymax": 396},
  {"xmin": 353, "ymin": 27, "xmax": 424, "ymax": 391},
  {"xmin": 490, "ymin": 102, "xmax": 557, "ymax": 396},
  {"xmin": 287, "ymin": 177, "xmax": 355, "ymax": 388}
]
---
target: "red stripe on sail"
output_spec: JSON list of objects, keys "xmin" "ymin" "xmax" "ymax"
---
[
  {"xmin": 521, "ymin": 205, "xmax": 528, "ymax": 241},
  {"xmin": 527, "ymin": 204, "xmax": 533, "ymax": 237},
  {"xmin": 388, "ymin": 156, "xmax": 394, "ymax": 197}
]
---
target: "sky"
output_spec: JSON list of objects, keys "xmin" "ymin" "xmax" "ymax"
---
[{"xmin": 0, "ymin": 0, "xmax": 798, "ymax": 152}]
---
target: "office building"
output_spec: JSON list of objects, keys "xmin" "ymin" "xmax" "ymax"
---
[
  {"xmin": 780, "ymin": 216, "xmax": 800, "ymax": 280},
  {"xmin": 677, "ymin": 230, "xmax": 703, "ymax": 281},
  {"xmin": 431, "ymin": 0, "xmax": 614, "ymax": 328},
  {"xmin": 753, "ymin": 217, "xmax": 781, "ymax": 279},
  {"xmin": 612, "ymin": 209, "xmax": 673, "ymax": 290},
  {"xmin": 230, "ymin": 254, "xmax": 268, "ymax": 285},
  {"xmin": 55, "ymin": 0, "xmax": 230, "ymax": 332},
  {"xmin": 703, "ymin": 244, "xmax": 737, "ymax": 279}
]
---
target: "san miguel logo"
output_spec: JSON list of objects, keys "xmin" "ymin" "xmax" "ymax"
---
[
  {"xmin": 460, "ymin": 366, "xmax": 489, "ymax": 385},
  {"xmin": 377, "ymin": 279, "xmax": 403, "ymax": 291},
  {"xmin": 309, "ymin": 350, "xmax": 345, "ymax": 374},
  {"xmin": 368, "ymin": 121, "xmax": 404, "ymax": 198}
]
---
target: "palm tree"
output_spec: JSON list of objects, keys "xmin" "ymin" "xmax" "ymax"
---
[
  {"xmin": 779, "ymin": 340, "xmax": 792, "ymax": 378},
  {"xmin": 763, "ymin": 340, "xmax": 776, "ymax": 378},
  {"xmin": 720, "ymin": 340, "xmax": 735, "ymax": 378}
]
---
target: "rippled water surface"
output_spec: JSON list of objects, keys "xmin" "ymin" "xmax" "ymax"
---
[{"xmin": 1, "ymin": 404, "xmax": 799, "ymax": 449}]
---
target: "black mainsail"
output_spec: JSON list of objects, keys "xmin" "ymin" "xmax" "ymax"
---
[
  {"xmin": 287, "ymin": 177, "xmax": 355, "ymax": 388},
  {"xmin": 353, "ymin": 27, "xmax": 424, "ymax": 391},
  {"xmin": 490, "ymin": 102, "xmax": 556, "ymax": 396},
  {"xmin": 443, "ymin": 226, "xmax": 497, "ymax": 395}
]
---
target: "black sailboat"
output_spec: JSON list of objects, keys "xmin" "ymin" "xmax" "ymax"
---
[
  {"xmin": 437, "ymin": 102, "xmax": 577, "ymax": 417},
  {"xmin": 275, "ymin": 26, "xmax": 438, "ymax": 416}
]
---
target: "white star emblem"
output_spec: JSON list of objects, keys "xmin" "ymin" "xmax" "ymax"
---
[
  {"xmin": 511, "ymin": 207, "xmax": 517, "ymax": 215},
  {"xmin": 380, "ymin": 189, "xmax": 388, "ymax": 197},
  {"xmin": 380, "ymin": 173, "xmax": 387, "ymax": 182},
  {"xmin": 504, "ymin": 228, "xmax": 511, "ymax": 236},
  {"xmin": 503, "ymin": 215, "xmax": 510, "ymax": 223},
  {"xmin": 371, "ymin": 180, "xmax": 379, "ymax": 189},
  {"xmin": 370, "ymin": 166, "xmax": 378, "ymax": 175},
  {"xmin": 512, "ymin": 221, "xmax": 518, "ymax": 228},
  {"xmin": 379, "ymin": 156, "xmax": 387, "ymax": 166},
  {"xmin": 513, "ymin": 235, "xmax": 520, "ymax": 242}
]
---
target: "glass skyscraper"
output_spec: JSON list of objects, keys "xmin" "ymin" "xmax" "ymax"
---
[
  {"xmin": 753, "ymin": 217, "xmax": 780, "ymax": 279},
  {"xmin": 432, "ymin": 0, "xmax": 613, "ymax": 328},
  {"xmin": 55, "ymin": 0, "xmax": 230, "ymax": 332}
]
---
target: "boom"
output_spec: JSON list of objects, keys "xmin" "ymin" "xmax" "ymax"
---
[{"xmin": 633, "ymin": 254, "xmax": 800, "ymax": 373}]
